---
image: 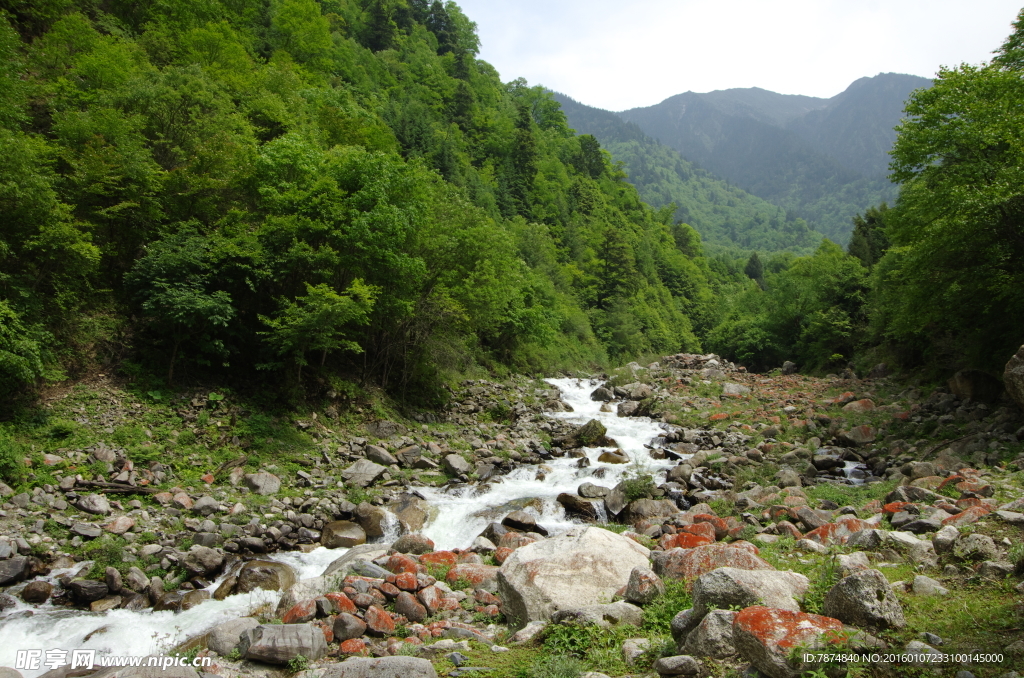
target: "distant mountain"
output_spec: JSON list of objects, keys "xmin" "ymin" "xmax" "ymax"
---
[
  {"xmin": 617, "ymin": 73, "xmax": 931, "ymax": 243},
  {"xmin": 552, "ymin": 93, "xmax": 827, "ymax": 255}
]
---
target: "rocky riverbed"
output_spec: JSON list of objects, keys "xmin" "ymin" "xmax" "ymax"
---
[{"xmin": 2, "ymin": 353, "xmax": 1024, "ymax": 678}]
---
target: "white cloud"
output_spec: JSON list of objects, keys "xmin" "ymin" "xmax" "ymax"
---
[{"xmin": 454, "ymin": 0, "xmax": 1022, "ymax": 110}]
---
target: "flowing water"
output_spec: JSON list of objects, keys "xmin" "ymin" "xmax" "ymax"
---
[
  {"xmin": 419, "ymin": 377, "xmax": 676, "ymax": 549},
  {"xmin": 0, "ymin": 377, "xmax": 676, "ymax": 674}
]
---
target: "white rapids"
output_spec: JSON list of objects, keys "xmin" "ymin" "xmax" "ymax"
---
[
  {"xmin": 419, "ymin": 377, "xmax": 675, "ymax": 550},
  {"xmin": 0, "ymin": 377, "xmax": 675, "ymax": 674},
  {"xmin": 0, "ymin": 547, "xmax": 344, "ymax": 678}
]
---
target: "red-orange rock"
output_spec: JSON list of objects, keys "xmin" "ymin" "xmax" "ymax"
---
[
  {"xmin": 416, "ymin": 584, "xmax": 443, "ymax": 614},
  {"xmin": 658, "ymin": 533, "xmax": 714, "ymax": 550},
  {"xmin": 942, "ymin": 506, "xmax": 989, "ymax": 527},
  {"xmin": 692, "ymin": 514, "xmax": 729, "ymax": 540},
  {"xmin": 446, "ymin": 563, "xmax": 499, "ymax": 588},
  {"xmin": 420, "ymin": 550, "xmax": 458, "ymax": 568},
  {"xmin": 364, "ymin": 605, "xmax": 395, "ymax": 636},
  {"xmin": 733, "ymin": 606, "xmax": 845, "ymax": 678},
  {"xmin": 842, "ymin": 399, "xmax": 875, "ymax": 412},
  {"xmin": 654, "ymin": 543, "xmax": 774, "ymax": 582},
  {"xmin": 435, "ymin": 598, "xmax": 462, "ymax": 612},
  {"xmin": 882, "ymin": 501, "xmax": 912, "ymax": 515},
  {"xmin": 681, "ymin": 522, "xmax": 718, "ymax": 542},
  {"xmin": 281, "ymin": 598, "xmax": 317, "ymax": 624},
  {"xmin": 393, "ymin": 572, "xmax": 418, "ymax": 592},
  {"xmin": 379, "ymin": 581, "xmax": 400, "ymax": 599},
  {"xmin": 339, "ymin": 639, "xmax": 368, "ymax": 655},
  {"xmin": 325, "ymin": 592, "xmax": 358, "ymax": 614},
  {"xmin": 775, "ymin": 521, "xmax": 803, "ymax": 540},
  {"xmin": 493, "ymin": 547, "xmax": 514, "ymax": 564},
  {"xmin": 385, "ymin": 554, "xmax": 421, "ymax": 575},
  {"xmin": 314, "ymin": 618, "xmax": 333, "ymax": 643}
]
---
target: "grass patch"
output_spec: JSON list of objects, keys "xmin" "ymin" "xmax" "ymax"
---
[{"xmin": 641, "ymin": 578, "xmax": 693, "ymax": 635}]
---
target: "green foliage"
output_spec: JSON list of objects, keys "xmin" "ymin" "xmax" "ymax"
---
[
  {"xmin": 529, "ymin": 654, "xmax": 583, "ymax": 678},
  {"xmin": 621, "ymin": 469, "xmax": 656, "ymax": 502},
  {"xmin": 641, "ymin": 578, "xmax": 693, "ymax": 634},
  {"xmin": 0, "ymin": 427, "xmax": 26, "ymax": 484},
  {"xmin": 82, "ymin": 534, "xmax": 130, "ymax": 578},
  {"xmin": 286, "ymin": 654, "xmax": 309, "ymax": 673},
  {"xmin": 802, "ymin": 555, "xmax": 840, "ymax": 615}
]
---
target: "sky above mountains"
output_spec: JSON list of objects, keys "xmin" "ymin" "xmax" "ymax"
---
[{"xmin": 456, "ymin": 0, "xmax": 1023, "ymax": 111}]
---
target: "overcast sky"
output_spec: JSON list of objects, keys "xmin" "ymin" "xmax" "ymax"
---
[{"xmin": 454, "ymin": 0, "xmax": 1024, "ymax": 111}]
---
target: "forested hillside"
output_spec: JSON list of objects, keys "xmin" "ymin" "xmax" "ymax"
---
[
  {"xmin": 553, "ymin": 92, "xmax": 826, "ymax": 255},
  {"xmin": 619, "ymin": 74, "xmax": 929, "ymax": 243},
  {"xmin": 0, "ymin": 0, "xmax": 719, "ymax": 405}
]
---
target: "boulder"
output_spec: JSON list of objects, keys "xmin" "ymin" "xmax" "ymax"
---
[
  {"xmin": 692, "ymin": 568, "xmax": 809, "ymax": 617},
  {"xmin": 556, "ymin": 493, "xmax": 602, "ymax": 521},
  {"xmin": 501, "ymin": 510, "xmax": 548, "ymax": 535},
  {"xmin": 497, "ymin": 526, "xmax": 650, "ymax": 628},
  {"xmin": 1005, "ymin": 344, "xmax": 1024, "ymax": 411},
  {"xmin": 781, "ymin": 361, "xmax": 798, "ymax": 375},
  {"xmin": 322, "ymin": 521, "xmax": 367, "ymax": 549},
  {"xmin": 333, "ymin": 613, "xmax": 367, "ymax": 642},
  {"xmin": 67, "ymin": 578, "xmax": 110, "ymax": 603},
  {"xmin": 391, "ymin": 494, "xmax": 430, "ymax": 532},
  {"xmin": 624, "ymin": 566, "xmax": 665, "ymax": 605},
  {"xmin": 822, "ymin": 569, "xmax": 905, "ymax": 629},
  {"xmin": 242, "ymin": 472, "xmax": 281, "ymax": 495},
  {"xmin": 721, "ymin": 382, "xmax": 751, "ymax": 397},
  {"xmin": 236, "ymin": 560, "xmax": 297, "ymax": 593},
  {"xmin": 954, "ymin": 533, "xmax": 999, "ymax": 561},
  {"xmin": 0, "ymin": 556, "xmax": 30, "ymax": 586},
  {"xmin": 652, "ymin": 543, "xmax": 773, "ymax": 581},
  {"xmin": 949, "ymin": 369, "xmax": 1004, "ymax": 404},
  {"xmin": 394, "ymin": 591, "xmax": 428, "ymax": 623},
  {"xmin": 442, "ymin": 454, "xmax": 471, "ymax": 476},
  {"xmin": 206, "ymin": 617, "xmax": 260, "ymax": 656},
  {"xmin": 590, "ymin": 387, "xmax": 614, "ymax": 402},
  {"xmin": 342, "ymin": 460, "xmax": 387, "ymax": 488},
  {"xmin": 321, "ymin": 657, "xmax": 437, "ymax": 678},
  {"xmin": 239, "ymin": 624, "xmax": 327, "ymax": 664},
  {"xmin": 559, "ymin": 419, "xmax": 611, "ymax": 448},
  {"xmin": 364, "ymin": 445, "xmax": 398, "ymax": 466},
  {"xmin": 392, "ymin": 533, "xmax": 434, "ymax": 555},
  {"xmin": 732, "ymin": 606, "xmax": 845, "ymax": 678},
  {"xmin": 323, "ymin": 544, "xmax": 391, "ymax": 577},
  {"xmin": 681, "ymin": 609, "xmax": 736, "ymax": 658},
  {"xmin": 550, "ymin": 601, "xmax": 643, "ymax": 628},
  {"xmin": 652, "ymin": 655, "xmax": 700, "ymax": 676},
  {"xmin": 276, "ymin": 577, "xmax": 336, "ymax": 616},
  {"xmin": 183, "ymin": 546, "xmax": 224, "ymax": 578},
  {"xmin": 77, "ymin": 494, "xmax": 112, "ymax": 515},
  {"xmin": 22, "ymin": 580, "xmax": 54, "ymax": 603}
]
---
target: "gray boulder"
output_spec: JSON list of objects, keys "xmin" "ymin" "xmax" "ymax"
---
[
  {"xmin": 497, "ymin": 526, "xmax": 650, "ymax": 628},
  {"xmin": 183, "ymin": 546, "xmax": 223, "ymax": 578},
  {"xmin": 822, "ymin": 569, "xmax": 905, "ymax": 629},
  {"xmin": 624, "ymin": 565, "xmax": 664, "ymax": 605},
  {"xmin": 243, "ymin": 472, "xmax": 281, "ymax": 495},
  {"xmin": 1006, "ymin": 344, "xmax": 1024, "ymax": 411},
  {"xmin": 192, "ymin": 495, "xmax": 219, "ymax": 516},
  {"xmin": 691, "ymin": 568, "xmax": 809, "ymax": 617},
  {"xmin": 364, "ymin": 445, "xmax": 398, "ymax": 466},
  {"xmin": 77, "ymin": 494, "xmax": 112, "ymax": 515},
  {"xmin": 342, "ymin": 460, "xmax": 386, "ymax": 488},
  {"xmin": 954, "ymin": 533, "xmax": 999, "ymax": 561},
  {"xmin": 321, "ymin": 520, "xmax": 367, "ymax": 549},
  {"xmin": 236, "ymin": 560, "xmax": 297, "ymax": 593},
  {"xmin": 323, "ymin": 544, "xmax": 391, "ymax": 577},
  {"xmin": 442, "ymin": 454, "xmax": 471, "ymax": 476},
  {"xmin": 550, "ymin": 601, "xmax": 643, "ymax": 628},
  {"xmin": 0, "ymin": 556, "xmax": 30, "ymax": 586},
  {"xmin": 239, "ymin": 624, "xmax": 327, "ymax": 664},
  {"xmin": 681, "ymin": 609, "xmax": 736, "ymax": 658},
  {"xmin": 206, "ymin": 617, "xmax": 260, "ymax": 656},
  {"xmin": 322, "ymin": 657, "xmax": 437, "ymax": 678},
  {"xmin": 721, "ymin": 382, "xmax": 751, "ymax": 397},
  {"xmin": 652, "ymin": 655, "xmax": 700, "ymax": 676}
]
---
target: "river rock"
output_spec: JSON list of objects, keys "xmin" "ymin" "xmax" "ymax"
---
[
  {"xmin": 443, "ymin": 454, "xmax": 471, "ymax": 476},
  {"xmin": 392, "ymin": 494, "xmax": 430, "ymax": 532},
  {"xmin": 333, "ymin": 612, "xmax": 367, "ymax": 642},
  {"xmin": 68, "ymin": 578, "xmax": 110, "ymax": 603},
  {"xmin": 692, "ymin": 568, "xmax": 809, "ymax": 617},
  {"xmin": 125, "ymin": 566, "xmax": 150, "ymax": 593},
  {"xmin": 239, "ymin": 624, "xmax": 327, "ymax": 664},
  {"xmin": 183, "ymin": 546, "xmax": 224, "ymax": 578},
  {"xmin": 597, "ymin": 450, "xmax": 629, "ymax": 464},
  {"xmin": 652, "ymin": 655, "xmax": 700, "ymax": 676},
  {"xmin": 322, "ymin": 520, "xmax": 367, "ymax": 548},
  {"xmin": 323, "ymin": 544, "xmax": 391, "ymax": 577},
  {"xmin": 77, "ymin": 494, "xmax": 112, "ymax": 515},
  {"xmin": 322, "ymin": 656, "xmax": 438, "ymax": 678},
  {"xmin": 21, "ymin": 580, "xmax": 54, "ymax": 603},
  {"xmin": 733, "ymin": 606, "xmax": 845, "ymax": 678},
  {"xmin": 89, "ymin": 666, "xmax": 201, "ymax": 678},
  {"xmin": 681, "ymin": 609, "xmax": 737, "ymax": 658},
  {"xmin": 501, "ymin": 510, "xmax": 548, "ymax": 535},
  {"xmin": 556, "ymin": 493, "xmax": 602, "ymax": 521},
  {"xmin": 364, "ymin": 445, "xmax": 398, "ymax": 466},
  {"xmin": 276, "ymin": 577, "xmax": 336, "ymax": 616},
  {"xmin": 206, "ymin": 617, "xmax": 261, "ymax": 655},
  {"xmin": 560, "ymin": 419, "xmax": 610, "ymax": 448},
  {"xmin": 0, "ymin": 556, "xmax": 29, "ymax": 586},
  {"xmin": 822, "ymin": 569, "xmax": 905, "ymax": 629},
  {"xmin": 343, "ymin": 459, "xmax": 387, "ymax": 488},
  {"xmin": 392, "ymin": 533, "xmax": 434, "ymax": 555},
  {"xmin": 497, "ymin": 526, "xmax": 650, "ymax": 628},
  {"xmin": 243, "ymin": 472, "xmax": 281, "ymax": 495},
  {"xmin": 180, "ymin": 589, "xmax": 209, "ymax": 610},
  {"xmin": 395, "ymin": 591, "xmax": 428, "ymax": 622},
  {"xmin": 590, "ymin": 387, "xmax": 614, "ymax": 402},
  {"xmin": 236, "ymin": 560, "xmax": 297, "ymax": 593},
  {"xmin": 1006, "ymin": 344, "xmax": 1024, "ymax": 411}
]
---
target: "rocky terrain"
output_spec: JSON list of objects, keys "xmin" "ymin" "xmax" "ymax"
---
[{"xmin": 1, "ymin": 349, "xmax": 1024, "ymax": 678}]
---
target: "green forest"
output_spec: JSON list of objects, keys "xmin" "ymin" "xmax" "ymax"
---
[{"xmin": 1, "ymin": 0, "xmax": 1022, "ymax": 409}]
